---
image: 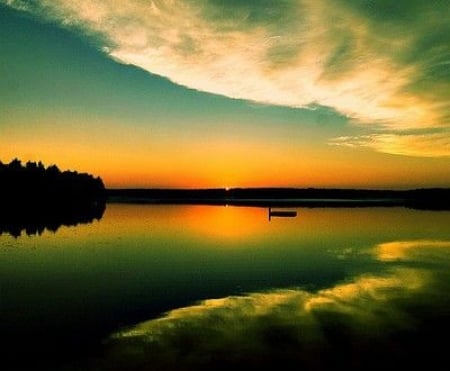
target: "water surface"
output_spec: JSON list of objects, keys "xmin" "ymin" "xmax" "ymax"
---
[{"xmin": 1, "ymin": 204, "xmax": 450, "ymax": 370}]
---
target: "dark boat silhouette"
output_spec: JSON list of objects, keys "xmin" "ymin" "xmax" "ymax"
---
[{"xmin": 268, "ymin": 208, "xmax": 297, "ymax": 221}]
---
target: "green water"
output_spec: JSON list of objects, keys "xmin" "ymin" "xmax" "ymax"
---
[{"xmin": 2, "ymin": 204, "xmax": 450, "ymax": 370}]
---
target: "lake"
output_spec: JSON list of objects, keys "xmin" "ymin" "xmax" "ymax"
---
[{"xmin": 2, "ymin": 204, "xmax": 450, "ymax": 370}]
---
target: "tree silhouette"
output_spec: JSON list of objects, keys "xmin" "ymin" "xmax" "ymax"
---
[{"xmin": 0, "ymin": 159, "xmax": 106, "ymax": 237}]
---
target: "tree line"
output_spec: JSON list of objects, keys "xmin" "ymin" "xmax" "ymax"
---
[{"xmin": 0, "ymin": 158, "xmax": 105, "ymax": 204}]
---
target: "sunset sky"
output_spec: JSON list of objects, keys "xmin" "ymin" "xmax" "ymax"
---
[{"xmin": 1, "ymin": 0, "xmax": 449, "ymax": 189}]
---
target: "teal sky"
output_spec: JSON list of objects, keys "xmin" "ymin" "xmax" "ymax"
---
[{"xmin": 1, "ymin": 1, "xmax": 449, "ymax": 188}]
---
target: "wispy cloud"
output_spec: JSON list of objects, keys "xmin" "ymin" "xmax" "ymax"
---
[
  {"xmin": 330, "ymin": 131, "xmax": 450, "ymax": 157},
  {"xmin": 4, "ymin": 0, "xmax": 449, "ymax": 156}
]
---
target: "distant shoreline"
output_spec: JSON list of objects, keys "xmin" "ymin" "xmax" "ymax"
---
[{"xmin": 106, "ymin": 187, "xmax": 450, "ymax": 210}]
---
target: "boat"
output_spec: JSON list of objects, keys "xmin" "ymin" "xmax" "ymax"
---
[{"xmin": 268, "ymin": 208, "xmax": 297, "ymax": 220}]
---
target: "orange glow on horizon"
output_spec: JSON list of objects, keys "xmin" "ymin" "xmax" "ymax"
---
[{"xmin": 2, "ymin": 120, "xmax": 450, "ymax": 190}]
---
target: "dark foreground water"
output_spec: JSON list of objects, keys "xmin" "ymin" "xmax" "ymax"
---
[{"xmin": 1, "ymin": 204, "xmax": 450, "ymax": 370}]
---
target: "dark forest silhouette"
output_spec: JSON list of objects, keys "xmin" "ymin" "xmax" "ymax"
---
[{"xmin": 0, "ymin": 159, "xmax": 106, "ymax": 237}]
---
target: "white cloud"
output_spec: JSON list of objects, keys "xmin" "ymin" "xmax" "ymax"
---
[{"xmin": 4, "ymin": 0, "xmax": 449, "ymax": 157}]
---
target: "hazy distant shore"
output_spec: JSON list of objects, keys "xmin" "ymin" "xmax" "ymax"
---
[{"xmin": 106, "ymin": 188, "xmax": 450, "ymax": 210}]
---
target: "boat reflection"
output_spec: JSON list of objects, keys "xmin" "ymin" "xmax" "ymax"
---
[{"xmin": 268, "ymin": 207, "xmax": 297, "ymax": 221}]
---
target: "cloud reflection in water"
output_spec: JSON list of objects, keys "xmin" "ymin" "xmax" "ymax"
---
[{"xmin": 92, "ymin": 240, "xmax": 450, "ymax": 370}]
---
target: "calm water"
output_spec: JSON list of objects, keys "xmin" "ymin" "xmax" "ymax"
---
[{"xmin": 2, "ymin": 204, "xmax": 450, "ymax": 370}]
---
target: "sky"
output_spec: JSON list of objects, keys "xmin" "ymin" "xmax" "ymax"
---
[{"xmin": 1, "ymin": 0, "xmax": 449, "ymax": 189}]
